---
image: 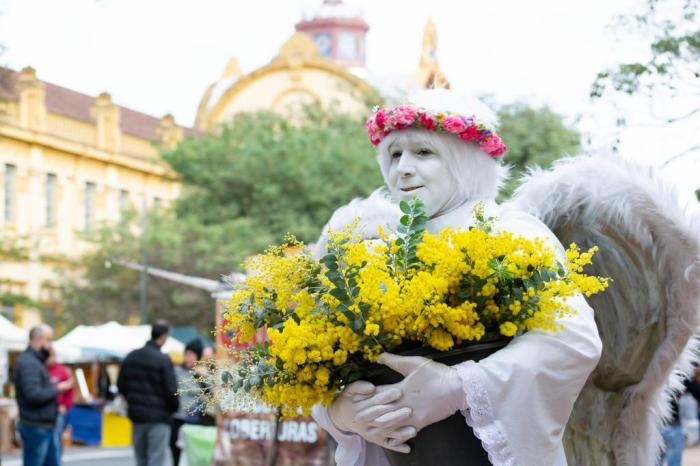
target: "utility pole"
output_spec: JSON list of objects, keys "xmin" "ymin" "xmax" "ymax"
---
[{"xmin": 138, "ymin": 195, "xmax": 148, "ymax": 324}]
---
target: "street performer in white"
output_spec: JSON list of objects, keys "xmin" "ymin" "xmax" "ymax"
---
[{"xmin": 312, "ymin": 89, "xmax": 700, "ymax": 466}]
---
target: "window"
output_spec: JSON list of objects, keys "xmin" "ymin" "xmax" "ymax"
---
[
  {"xmin": 313, "ymin": 33, "xmax": 332, "ymax": 57},
  {"xmin": 338, "ymin": 32, "xmax": 357, "ymax": 59},
  {"xmin": 46, "ymin": 173, "xmax": 57, "ymax": 227},
  {"xmin": 119, "ymin": 189, "xmax": 129, "ymax": 221},
  {"xmin": 84, "ymin": 182, "xmax": 95, "ymax": 231},
  {"xmin": 3, "ymin": 164, "xmax": 16, "ymax": 223}
]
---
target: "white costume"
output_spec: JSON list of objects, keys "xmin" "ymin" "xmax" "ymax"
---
[{"xmin": 312, "ymin": 91, "xmax": 700, "ymax": 466}]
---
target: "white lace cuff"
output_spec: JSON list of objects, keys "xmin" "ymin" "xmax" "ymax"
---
[
  {"xmin": 455, "ymin": 361, "xmax": 519, "ymax": 466},
  {"xmin": 311, "ymin": 404, "xmax": 366, "ymax": 466}
]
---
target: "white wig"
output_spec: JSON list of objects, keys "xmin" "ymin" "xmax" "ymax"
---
[{"xmin": 375, "ymin": 90, "xmax": 509, "ymax": 202}]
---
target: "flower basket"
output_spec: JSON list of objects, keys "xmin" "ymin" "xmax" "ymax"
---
[{"xmin": 366, "ymin": 334, "xmax": 510, "ymax": 466}]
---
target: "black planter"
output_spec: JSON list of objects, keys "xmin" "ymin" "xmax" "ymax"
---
[{"xmin": 365, "ymin": 334, "xmax": 510, "ymax": 466}]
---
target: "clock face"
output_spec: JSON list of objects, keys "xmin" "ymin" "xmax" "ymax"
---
[
  {"xmin": 314, "ymin": 33, "xmax": 332, "ymax": 57},
  {"xmin": 338, "ymin": 32, "xmax": 357, "ymax": 59}
]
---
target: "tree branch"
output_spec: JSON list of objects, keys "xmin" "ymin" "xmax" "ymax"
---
[{"xmin": 662, "ymin": 144, "xmax": 700, "ymax": 167}]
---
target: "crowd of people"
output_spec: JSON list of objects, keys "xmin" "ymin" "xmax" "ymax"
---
[
  {"xmin": 13, "ymin": 319, "xmax": 213, "ymax": 466},
  {"xmin": 10, "ymin": 320, "xmax": 698, "ymax": 466}
]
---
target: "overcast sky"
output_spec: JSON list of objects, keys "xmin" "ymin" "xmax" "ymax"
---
[{"xmin": 1, "ymin": 0, "xmax": 698, "ymax": 202}]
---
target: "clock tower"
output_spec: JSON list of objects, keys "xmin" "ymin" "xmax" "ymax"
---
[{"xmin": 295, "ymin": 0, "xmax": 369, "ymax": 69}]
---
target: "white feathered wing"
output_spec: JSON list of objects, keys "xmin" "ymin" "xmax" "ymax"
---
[{"xmin": 508, "ymin": 155, "xmax": 700, "ymax": 466}]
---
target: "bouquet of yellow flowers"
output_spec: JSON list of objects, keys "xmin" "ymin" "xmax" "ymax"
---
[{"xmin": 220, "ymin": 199, "xmax": 608, "ymax": 416}]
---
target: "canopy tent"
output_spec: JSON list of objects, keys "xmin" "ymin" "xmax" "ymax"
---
[
  {"xmin": 0, "ymin": 315, "xmax": 27, "ymax": 351},
  {"xmin": 54, "ymin": 321, "xmax": 184, "ymax": 363}
]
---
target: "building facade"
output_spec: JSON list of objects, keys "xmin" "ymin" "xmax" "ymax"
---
[{"xmin": 0, "ymin": 67, "xmax": 198, "ymax": 325}]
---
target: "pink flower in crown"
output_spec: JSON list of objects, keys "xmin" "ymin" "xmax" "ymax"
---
[
  {"xmin": 419, "ymin": 112, "xmax": 437, "ymax": 131},
  {"xmin": 365, "ymin": 117, "xmax": 383, "ymax": 145},
  {"xmin": 441, "ymin": 115, "xmax": 466, "ymax": 134},
  {"xmin": 388, "ymin": 106, "xmax": 419, "ymax": 129},
  {"xmin": 459, "ymin": 125, "xmax": 481, "ymax": 142},
  {"xmin": 369, "ymin": 129, "xmax": 386, "ymax": 146},
  {"xmin": 480, "ymin": 135, "xmax": 507, "ymax": 157},
  {"xmin": 365, "ymin": 118, "xmax": 377, "ymax": 135},
  {"xmin": 374, "ymin": 109, "xmax": 388, "ymax": 130}
]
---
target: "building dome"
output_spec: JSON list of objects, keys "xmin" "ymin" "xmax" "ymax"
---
[{"xmin": 295, "ymin": 0, "xmax": 369, "ymax": 68}]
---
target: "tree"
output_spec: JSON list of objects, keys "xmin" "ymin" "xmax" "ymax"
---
[
  {"xmin": 591, "ymin": 0, "xmax": 699, "ymax": 108},
  {"xmin": 496, "ymin": 103, "xmax": 581, "ymax": 199},
  {"xmin": 591, "ymin": 0, "xmax": 699, "ymax": 193},
  {"xmin": 59, "ymin": 106, "xmax": 383, "ymax": 328}
]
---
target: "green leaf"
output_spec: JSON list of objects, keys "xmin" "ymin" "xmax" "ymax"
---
[
  {"xmin": 249, "ymin": 375, "xmax": 261, "ymax": 388},
  {"xmin": 349, "ymin": 318, "xmax": 364, "ymax": 333},
  {"xmin": 340, "ymin": 308, "xmax": 356, "ymax": 322},
  {"xmin": 330, "ymin": 287, "xmax": 349, "ymax": 302},
  {"xmin": 325, "ymin": 270, "xmax": 341, "ymax": 285}
]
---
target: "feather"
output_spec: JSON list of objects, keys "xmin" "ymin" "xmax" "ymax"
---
[
  {"xmin": 509, "ymin": 155, "xmax": 700, "ymax": 466},
  {"xmin": 314, "ymin": 188, "xmax": 401, "ymax": 258}
]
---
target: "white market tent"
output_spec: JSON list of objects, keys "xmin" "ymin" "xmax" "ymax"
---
[
  {"xmin": 0, "ymin": 315, "xmax": 28, "ymax": 351},
  {"xmin": 54, "ymin": 321, "xmax": 184, "ymax": 363}
]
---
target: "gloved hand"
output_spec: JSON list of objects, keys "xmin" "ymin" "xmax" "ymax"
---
[
  {"xmin": 328, "ymin": 380, "xmax": 417, "ymax": 453},
  {"xmin": 373, "ymin": 353, "xmax": 465, "ymax": 433}
]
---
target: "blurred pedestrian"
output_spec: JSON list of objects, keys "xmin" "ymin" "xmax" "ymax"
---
[
  {"xmin": 658, "ymin": 376, "xmax": 700, "ymax": 466},
  {"xmin": 118, "ymin": 319, "xmax": 179, "ymax": 466},
  {"xmin": 15, "ymin": 324, "xmax": 73, "ymax": 466},
  {"xmin": 46, "ymin": 348, "xmax": 74, "ymax": 460},
  {"xmin": 170, "ymin": 339, "xmax": 206, "ymax": 466}
]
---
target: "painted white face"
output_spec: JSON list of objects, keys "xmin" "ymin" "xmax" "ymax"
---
[{"xmin": 385, "ymin": 132, "xmax": 460, "ymax": 217}]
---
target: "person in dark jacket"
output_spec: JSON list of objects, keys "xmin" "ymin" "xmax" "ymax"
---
[
  {"xmin": 15, "ymin": 324, "xmax": 73, "ymax": 466},
  {"xmin": 117, "ymin": 320, "xmax": 179, "ymax": 466}
]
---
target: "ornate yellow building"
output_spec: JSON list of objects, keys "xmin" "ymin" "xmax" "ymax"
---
[
  {"xmin": 196, "ymin": 0, "xmax": 377, "ymax": 131},
  {"xmin": 0, "ymin": 67, "xmax": 198, "ymax": 325}
]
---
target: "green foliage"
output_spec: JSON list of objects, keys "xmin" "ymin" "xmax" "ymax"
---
[
  {"xmin": 591, "ymin": 0, "xmax": 700, "ymax": 107},
  {"xmin": 696, "ymin": 188, "xmax": 700, "ymax": 201},
  {"xmin": 60, "ymin": 106, "xmax": 382, "ymax": 328},
  {"xmin": 394, "ymin": 198, "xmax": 428, "ymax": 274},
  {"xmin": 58, "ymin": 209, "xmax": 216, "ymax": 328},
  {"xmin": 162, "ymin": 108, "xmax": 381, "ymax": 246},
  {"xmin": 0, "ymin": 232, "xmax": 29, "ymax": 261},
  {"xmin": 496, "ymin": 103, "xmax": 581, "ymax": 199}
]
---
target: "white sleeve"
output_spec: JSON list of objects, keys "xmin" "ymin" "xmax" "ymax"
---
[{"xmin": 453, "ymin": 212, "xmax": 603, "ymax": 466}]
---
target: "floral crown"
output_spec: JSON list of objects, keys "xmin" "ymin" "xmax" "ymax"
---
[{"xmin": 365, "ymin": 105, "xmax": 507, "ymax": 158}]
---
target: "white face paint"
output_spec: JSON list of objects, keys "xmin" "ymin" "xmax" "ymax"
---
[{"xmin": 385, "ymin": 131, "xmax": 461, "ymax": 217}]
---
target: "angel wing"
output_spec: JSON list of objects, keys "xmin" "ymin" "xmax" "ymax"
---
[
  {"xmin": 508, "ymin": 155, "xmax": 700, "ymax": 466},
  {"xmin": 314, "ymin": 187, "xmax": 401, "ymax": 258}
]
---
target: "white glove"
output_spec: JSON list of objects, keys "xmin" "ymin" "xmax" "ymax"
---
[
  {"xmin": 373, "ymin": 353, "xmax": 465, "ymax": 433},
  {"xmin": 328, "ymin": 380, "xmax": 417, "ymax": 453}
]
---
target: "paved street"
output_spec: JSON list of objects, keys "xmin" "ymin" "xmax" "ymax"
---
[
  {"xmin": 2, "ymin": 447, "xmax": 134, "ymax": 466},
  {"xmin": 686, "ymin": 444, "xmax": 700, "ymax": 465},
  {"xmin": 3, "ymin": 444, "xmax": 700, "ymax": 465}
]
